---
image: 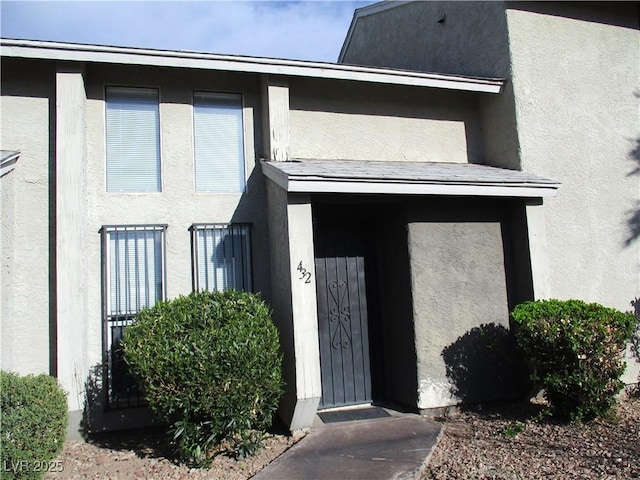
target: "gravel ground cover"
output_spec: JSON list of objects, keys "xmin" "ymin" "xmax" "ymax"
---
[
  {"xmin": 423, "ymin": 394, "xmax": 639, "ymax": 480},
  {"xmin": 44, "ymin": 395, "xmax": 638, "ymax": 479},
  {"xmin": 45, "ymin": 426, "xmax": 301, "ymax": 480}
]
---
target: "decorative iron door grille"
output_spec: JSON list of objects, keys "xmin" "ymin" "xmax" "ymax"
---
[{"xmin": 314, "ymin": 225, "xmax": 372, "ymax": 408}]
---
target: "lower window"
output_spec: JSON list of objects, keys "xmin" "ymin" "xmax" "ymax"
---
[
  {"xmin": 190, "ymin": 223, "xmax": 252, "ymax": 292},
  {"xmin": 101, "ymin": 224, "xmax": 166, "ymax": 408}
]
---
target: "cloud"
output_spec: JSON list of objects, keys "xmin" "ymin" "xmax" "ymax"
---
[{"xmin": 0, "ymin": 1, "xmax": 373, "ymax": 62}]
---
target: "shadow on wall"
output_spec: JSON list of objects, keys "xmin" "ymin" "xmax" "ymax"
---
[
  {"xmin": 625, "ymin": 117, "xmax": 640, "ymax": 246},
  {"xmin": 79, "ymin": 364, "xmax": 174, "ymax": 459},
  {"xmin": 81, "ymin": 362, "xmax": 160, "ymax": 438},
  {"xmin": 442, "ymin": 323, "xmax": 528, "ymax": 406}
]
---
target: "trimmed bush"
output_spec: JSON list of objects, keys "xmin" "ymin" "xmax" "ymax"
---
[
  {"xmin": 0, "ymin": 371, "xmax": 68, "ymax": 480},
  {"xmin": 511, "ymin": 299, "xmax": 636, "ymax": 422},
  {"xmin": 122, "ymin": 290, "xmax": 284, "ymax": 465}
]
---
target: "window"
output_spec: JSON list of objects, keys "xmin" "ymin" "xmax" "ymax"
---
[
  {"xmin": 101, "ymin": 225, "xmax": 166, "ymax": 407},
  {"xmin": 191, "ymin": 224, "xmax": 251, "ymax": 292},
  {"xmin": 106, "ymin": 87, "xmax": 161, "ymax": 192},
  {"xmin": 193, "ymin": 92, "xmax": 245, "ymax": 193}
]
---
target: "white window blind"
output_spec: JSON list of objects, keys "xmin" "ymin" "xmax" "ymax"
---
[
  {"xmin": 192, "ymin": 224, "xmax": 251, "ymax": 292},
  {"xmin": 193, "ymin": 92, "xmax": 245, "ymax": 193},
  {"xmin": 106, "ymin": 226, "xmax": 165, "ymax": 316},
  {"xmin": 106, "ymin": 87, "xmax": 161, "ymax": 192}
]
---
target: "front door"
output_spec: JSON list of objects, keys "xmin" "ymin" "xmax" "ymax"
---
[{"xmin": 314, "ymin": 225, "xmax": 372, "ymax": 408}]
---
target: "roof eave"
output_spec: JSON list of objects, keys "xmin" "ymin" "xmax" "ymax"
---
[
  {"xmin": 0, "ymin": 151, "xmax": 20, "ymax": 178},
  {"xmin": 261, "ymin": 160, "xmax": 559, "ymax": 198},
  {"xmin": 0, "ymin": 38, "xmax": 504, "ymax": 94}
]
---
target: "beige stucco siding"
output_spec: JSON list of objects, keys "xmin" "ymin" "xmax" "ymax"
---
[
  {"xmin": 506, "ymin": 6, "xmax": 640, "ymax": 312},
  {"xmin": 341, "ymin": 1, "xmax": 510, "ymax": 78},
  {"xmin": 340, "ymin": 1, "xmax": 520, "ymax": 170},
  {"xmin": 79, "ymin": 65, "xmax": 270, "ymax": 392},
  {"xmin": 408, "ymin": 217, "xmax": 514, "ymax": 409},
  {"xmin": 289, "ymin": 78, "xmax": 483, "ymax": 163},
  {"xmin": 0, "ymin": 59, "xmax": 54, "ymax": 376},
  {"xmin": 0, "ymin": 60, "xmax": 271, "ymax": 415}
]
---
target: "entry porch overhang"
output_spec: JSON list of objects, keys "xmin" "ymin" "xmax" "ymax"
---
[{"xmin": 261, "ymin": 159, "xmax": 560, "ymax": 198}]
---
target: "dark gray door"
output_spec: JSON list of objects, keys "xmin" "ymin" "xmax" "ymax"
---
[{"xmin": 314, "ymin": 225, "xmax": 372, "ymax": 408}]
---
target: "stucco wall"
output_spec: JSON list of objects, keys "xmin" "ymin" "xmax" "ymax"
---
[
  {"xmin": 340, "ymin": 2, "xmax": 640, "ymax": 382},
  {"xmin": 339, "ymin": 2, "xmax": 521, "ymax": 170},
  {"xmin": 75, "ymin": 64, "xmax": 271, "ymax": 414},
  {"xmin": 265, "ymin": 181, "xmax": 296, "ymax": 418},
  {"xmin": 1, "ymin": 58, "xmax": 273, "ymax": 421},
  {"xmin": 289, "ymin": 78, "xmax": 483, "ymax": 164},
  {"xmin": 342, "ymin": 1, "xmax": 509, "ymax": 77},
  {"xmin": 265, "ymin": 183, "xmax": 321, "ymax": 430},
  {"xmin": 56, "ymin": 66, "xmax": 90, "ymax": 411},
  {"xmin": 506, "ymin": 4, "xmax": 640, "ymax": 312},
  {"xmin": 0, "ymin": 58, "xmax": 54, "ymax": 376},
  {"xmin": 406, "ymin": 201, "xmax": 522, "ymax": 409}
]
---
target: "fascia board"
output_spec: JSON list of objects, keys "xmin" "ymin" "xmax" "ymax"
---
[
  {"xmin": 261, "ymin": 160, "xmax": 291, "ymax": 191},
  {"xmin": 0, "ymin": 39, "xmax": 504, "ymax": 94},
  {"xmin": 261, "ymin": 161, "xmax": 559, "ymax": 198},
  {"xmin": 0, "ymin": 151, "xmax": 20, "ymax": 178},
  {"xmin": 285, "ymin": 179, "xmax": 559, "ymax": 197}
]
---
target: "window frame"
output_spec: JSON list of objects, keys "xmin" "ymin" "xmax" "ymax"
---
[
  {"xmin": 100, "ymin": 224, "xmax": 167, "ymax": 408},
  {"xmin": 104, "ymin": 85, "xmax": 163, "ymax": 193},
  {"xmin": 190, "ymin": 223, "xmax": 253, "ymax": 293},
  {"xmin": 191, "ymin": 91, "xmax": 247, "ymax": 194}
]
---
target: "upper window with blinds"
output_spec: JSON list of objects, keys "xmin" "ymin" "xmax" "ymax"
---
[
  {"xmin": 193, "ymin": 92, "xmax": 246, "ymax": 193},
  {"xmin": 105, "ymin": 87, "xmax": 161, "ymax": 193}
]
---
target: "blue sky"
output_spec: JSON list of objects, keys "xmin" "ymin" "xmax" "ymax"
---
[{"xmin": 1, "ymin": 1, "xmax": 375, "ymax": 62}]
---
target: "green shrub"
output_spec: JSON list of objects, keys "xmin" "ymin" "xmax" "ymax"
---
[
  {"xmin": 1, "ymin": 371, "xmax": 67, "ymax": 480},
  {"xmin": 511, "ymin": 299, "xmax": 636, "ymax": 422},
  {"xmin": 122, "ymin": 290, "xmax": 284, "ymax": 465}
]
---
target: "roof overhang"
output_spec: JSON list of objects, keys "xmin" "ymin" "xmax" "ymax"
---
[
  {"xmin": 0, "ymin": 38, "xmax": 504, "ymax": 94},
  {"xmin": 0, "ymin": 150, "xmax": 20, "ymax": 178},
  {"xmin": 262, "ymin": 159, "xmax": 560, "ymax": 198}
]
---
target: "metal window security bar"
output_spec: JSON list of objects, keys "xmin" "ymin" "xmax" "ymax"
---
[
  {"xmin": 190, "ymin": 223, "xmax": 252, "ymax": 292},
  {"xmin": 101, "ymin": 224, "xmax": 167, "ymax": 408}
]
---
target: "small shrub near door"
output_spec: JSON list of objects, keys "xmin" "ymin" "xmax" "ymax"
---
[
  {"xmin": 122, "ymin": 290, "xmax": 284, "ymax": 466},
  {"xmin": 0, "ymin": 371, "xmax": 68, "ymax": 480},
  {"xmin": 511, "ymin": 299, "xmax": 636, "ymax": 422}
]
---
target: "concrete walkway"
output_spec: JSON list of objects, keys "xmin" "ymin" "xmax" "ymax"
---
[{"xmin": 253, "ymin": 409, "xmax": 443, "ymax": 480}]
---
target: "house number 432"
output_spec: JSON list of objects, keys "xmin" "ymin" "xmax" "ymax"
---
[{"xmin": 297, "ymin": 261, "xmax": 312, "ymax": 284}]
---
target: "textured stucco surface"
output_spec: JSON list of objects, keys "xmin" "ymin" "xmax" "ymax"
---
[
  {"xmin": 407, "ymin": 219, "xmax": 513, "ymax": 409},
  {"xmin": 81, "ymin": 65, "xmax": 270, "ymax": 419},
  {"xmin": 289, "ymin": 78, "xmax": 483, "ymax": 164},
  {"xmin": 340, "ymin": 2, "xmax": 520, "ymax": 171},
  {"xmin": 265, "ymin": 181, "xmax": 296, "ymax": 423},
  {"xmin": 0, "ymin": 58, "xmax": 53, "ymax": 377},
  {"xmin": 1, "ymin": 60, "xmax": 272, "ymax": 420},
  {"xmin": 56, "ymin": 67, "xmax": 89, "ymax": 411},
  {"xmin": 506, "ymin": 4, "xmax": 640, "ymax": 312},
  {"xmin": 265, "ymin": 184, "xmax": 321, "ymax": 430},
  {"xmin": 285, "ymin": 194, "xmax": 321, "ymax": 429},
  {"xmin": 341, "ymin": 1, "xmax": 640, "ymax": 384},
  {"xmin": 342, "ymin": 1, "xmax": 510, "ymax": 77}
]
